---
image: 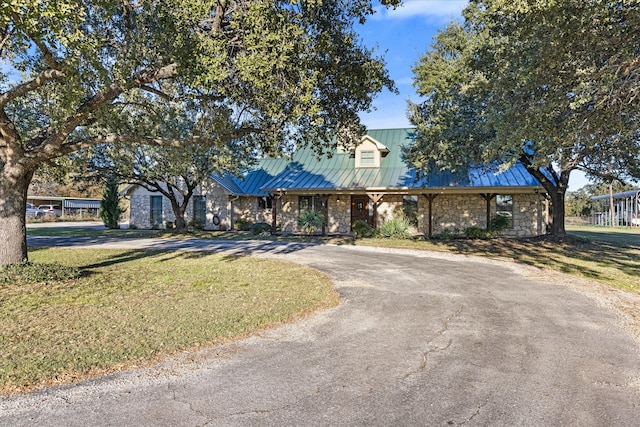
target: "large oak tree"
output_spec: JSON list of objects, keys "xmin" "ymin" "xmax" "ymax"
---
[
  {"xmin": 407, "ymin": 0, "xmax": 640, "ymax": 237},
  {"xmin": 0, "ymin": 0, "xmax": 400, "ymax": 265}
]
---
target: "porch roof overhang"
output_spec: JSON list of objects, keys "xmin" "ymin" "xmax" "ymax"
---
[{"xmin": 261, "ymin": 185, "xmax": 545, "ymax": 195}]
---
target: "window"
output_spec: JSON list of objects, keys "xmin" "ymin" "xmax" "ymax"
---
[
  {"xmin": 150, "ymin": 196, "xmax": 163, "ymax": 226},
  {"xmin": 403, "ymin": 195, "xmax": 418, "ymax": 227},
  {"xmin": 496, "ymin": 195, "xmax": 513, "ymax": 227},
  {"xmin": 258, "ymin": 196, "xmax": 273, "ymax": 209},
  {"xmin": 193, "ymin": 196, "xmax": 206, "ymax": 225},
  {"xmin": 299, "ymin": 196, "xmax": 314, "ymax": 214},
  {"xmin": 360, "ymin": 150, "xmax": 375, "ymax": 165}
]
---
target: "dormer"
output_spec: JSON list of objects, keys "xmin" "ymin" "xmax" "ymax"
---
[{"xmin": 355, "ymin": 135, "xmax": 389, "ymax": 168}]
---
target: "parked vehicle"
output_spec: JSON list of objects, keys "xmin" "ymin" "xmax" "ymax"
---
[
  {"xmin": 38, "ymin": 204, "xmax": 63, "ymax": 216},
  {"xmin": 26, "ymin": 203, "xmax": 45, "ymax": 219}
]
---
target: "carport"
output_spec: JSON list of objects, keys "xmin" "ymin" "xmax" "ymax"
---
[
  {"xmin": 592, "ymin": 189, "xmax": 640, "ymax": 227},
  {"xmin": 26, "ymin": 196, "xmax": 101, "ymax": 217}
]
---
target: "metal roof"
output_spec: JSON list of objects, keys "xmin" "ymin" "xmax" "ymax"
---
[
  {"xmin": 63, "ymin": 199, "xmax": 101, "ymax": 209},
  {"xmin": 592, "ymin": 189, "xmax": 640, "ymax": 201},
  {"xmin": 218, "ymin": 128, "xmax": 544, "ymax": 195}
]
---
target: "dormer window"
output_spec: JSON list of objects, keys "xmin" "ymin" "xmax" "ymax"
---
[
  {"xmin": 360, "ymin": 150, "xmax": 375, "ymax": 165},
  {"xmin": 355, "ymin": 135, "xmax": 389, "ymax": 168}
]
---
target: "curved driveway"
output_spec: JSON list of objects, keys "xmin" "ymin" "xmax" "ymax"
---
[{"xmin": 2, "ymin": 237, "xmax": 640, "ymax": 426}]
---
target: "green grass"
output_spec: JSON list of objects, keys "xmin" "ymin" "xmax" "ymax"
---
[
  {"xmin": 350, "ymin": 232, "xmax": 640, "ymax": 294},
  {"xmin": 12, "ymin": 225, "xmax": 640, "ymax": 394},
  {"xmin": 0, "ymin": 249, "xmax": 338, "ymax": 395},
  {"xmin": 566, "ymin": 224, "xmax": 640, "ymax": 247},
  {"xmin": 26, "ymin": 226, "xmax": 330, "ymax": 242},
  {"xmin": 27, "ymin": 224, "xmax": 640, "ymax": 294}
]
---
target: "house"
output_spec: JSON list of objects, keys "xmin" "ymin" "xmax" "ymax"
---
[{"xmin": 125, "ymin": 128, "xmax": 549, "ymax": 237}]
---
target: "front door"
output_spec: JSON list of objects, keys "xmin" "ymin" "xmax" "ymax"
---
[{"xmin": 351, "ymin": 195, "xmax": 373, "ymax": 228}]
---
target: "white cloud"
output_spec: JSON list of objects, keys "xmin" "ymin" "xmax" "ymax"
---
[{"xmin": 375, "ymin": 0, "xmax": 468, "ymax": 20}]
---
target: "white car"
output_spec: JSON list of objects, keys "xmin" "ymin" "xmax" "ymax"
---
[
  {"xmin": 37, "ymin": 204, "xmax": 63, "ymax": 216},
  {"xmin": 26, "ymin": 203, "xmax": 46, "ymax": 218}
]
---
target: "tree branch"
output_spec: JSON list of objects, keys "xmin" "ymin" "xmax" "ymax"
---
[
  {"xmin": 140, "ymin": 84, "xmax": 225, "ymax": 102},
  {"xmin": 0, "ymin": 69, "xmax": 65, "ymax": 107},
  {"xmin": 11, "ymin": 11, "xmax": 61, "ymax": 71}
]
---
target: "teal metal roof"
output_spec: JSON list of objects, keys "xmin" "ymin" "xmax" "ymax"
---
[{"xmin": 217, "ymin": 128, "xmax": 543, "ymax": 195}]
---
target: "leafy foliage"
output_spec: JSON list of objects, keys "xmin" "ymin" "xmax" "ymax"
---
[
  {"xmin": 352, "ymin": 219, "xmax": 375, "ymax": 238},
  {"xmin": 251, "ymin": 222, "xmax": 272, "ymax": 236},
  {"xmin": 234, "ymin": 219, "xmax": 253, "ymax": 231},
  {"xmin": 464, "ymin": 226, "xmax": 491, "ymax": 239},
  {"xmin": 408, "ymin": 0, "xmax": 640, "ymax": 237},
  {"xmin": 378, "ymin": 217, "xmax": 412, "ymax": 239},
  {"xmin": 0, "ymin": 0, "xmax": 400, "ymax": 265},
  {"xmin": 298, "ymin": 210, "xmax": 323, "ymax": 235},
  {"xmin": 99, "ymin": 176, "xmax": 122, "ymax": 229},
  {"xmin": 489, "ymin": 214, "xmax": 511, "ymax": 235}
]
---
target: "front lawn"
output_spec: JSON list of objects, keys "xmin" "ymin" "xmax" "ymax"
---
[{"xmin": 0, "ymin": 249, "xmax": 338, "ymax": 395}]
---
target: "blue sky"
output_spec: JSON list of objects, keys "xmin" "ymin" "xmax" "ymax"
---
[{"xmin": 355, "ymin": 0, "xmax": 589, "ymax": 190}]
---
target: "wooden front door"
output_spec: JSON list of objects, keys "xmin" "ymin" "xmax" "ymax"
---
[{"xmin": 351, "ymin": 195, "xmax": 373, "ymax": 228}]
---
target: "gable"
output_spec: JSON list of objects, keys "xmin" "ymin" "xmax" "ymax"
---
[{"xmin": 354, "ymin": 135, "xmax": 389, "ymax": 168}]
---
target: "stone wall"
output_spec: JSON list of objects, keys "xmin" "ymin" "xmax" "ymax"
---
[
  {"xmin": 232, "ymin": 197, "xmax": 272, "ymax": 228},
  {"xmin": 129, "ymin": 185, "xmax": 546, "ymax": 237},
  {"xmin": 127, "ymin": 183, "xmax": 232, "ymax": 230},
  {"xmin": 252, "ymin": 195, "xmax": 351, "ymax": 234},
  {"xmin": 417, "ymin": 193, "xmax": 546, "ymax": 237}
]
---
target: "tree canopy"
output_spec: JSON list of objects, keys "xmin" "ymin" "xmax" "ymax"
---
[
  {"xmin": 407, "ymin": 0, "xmax": 640, "ymax": 237},
  {"xmin": 0, "ymin": 0, "xmax": 400, "ymax": 265}
]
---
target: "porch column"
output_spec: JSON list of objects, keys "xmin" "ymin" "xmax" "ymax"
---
[
  {"xmin": 422, "ymin": 194, "xmax": 439, "ymax": 238},
  {"xmin": 367, "ymin": 193, "xmax": 384, "ymax": 229},
  {"xmin": 270, "ymin": 193, "xmax": 283, "ymax": 234},
  {"xmin": 319, "ymin": 194, "xmax": 330, "ymax": 236},
  {"xmin": 480, "ymin": 193, "xmax": 497, "ymax": 228}
]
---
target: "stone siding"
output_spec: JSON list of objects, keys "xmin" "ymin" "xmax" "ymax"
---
[
  {"xmin": 127, "ymin": 183, "xmax": 232, "ymax": 230},
  {"xmin": 128, "ymin": 184, "xmax": 546, "ymax": 237},
  {"xmin": 417, "ymin": 193, "xmax": 546, "ymax": 237}
]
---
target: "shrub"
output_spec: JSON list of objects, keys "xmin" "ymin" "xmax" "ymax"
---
[
  {"xmin": 234, "ymin": 219, "xmax": 253, "ymax": 231},
  {"xmin": 352, "ymin": 220, "xmax": 375, "ymax": 238},
  {"xmin": 378, "ymin": 216, "xmax": 412, "ymax": 239},
  {"xmin": 490, "ymin": 214, "xmax": 511, "ymax": 234},
  {"xmin": 432, "ymin": 228, "xmax": 459, "ymax": 240},
  {"xmin": 298, "ymin": 210, "xmax": 322, "ymax": 235},
  {"xmin": 100, "ymin": 176, "xmax": 123, "ymax": 229},
  {"xmin": 0, "ymin": 262, "xmax": 81, "ymax": 286},
  {"xmin": 188, "ymin": 220, "xmax": 204, "ymax": 230},
  {"xmin": 251, "ymin": 222, "xmax": 272, "ymax": 235},
  {"xmin": 165, "ymin": 221, "xmax": 174, "ymax": 229},
  {"xmin": 464, "ymin": 226, "xmax": 491, "ymax": 239}
]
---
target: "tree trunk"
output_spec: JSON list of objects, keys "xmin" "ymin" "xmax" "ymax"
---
[
  {"xmin": 0, "ymin": 168, "xmax": 34, "ymax": 266},
  {"xmin": 168, "ymin": 197, "xmax": 188, "ymax": 230},
  {"xmin": 548, "ymin": 187, "xmax": 567, "ymax": 237},
  {"xmin": 519, "ymin": 155, "xmax": 569, "ymax": 238}
]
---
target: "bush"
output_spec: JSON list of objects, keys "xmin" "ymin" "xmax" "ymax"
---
[
  {"xmin": 0, "ymin": 262, "xmax": 81, "ymax": 286},
  {"xmin": 432, "ymin": 228, "xmax": 459, "ymax": 240},
  {"xmin": 378, "ymin": 217, "xmax": 412, "ymax": 239},
  {"xmin": 251, "ymin": 222, "xmax": 272, "ymax": 235},
  {"xmin": 352, "ymin": 220, "xmax": 375, "ymax": 238},
  {"xmin": 100, "ymin": 176, "xmax": 123, "ymax": 229},
  {"xmin": 298, "ymin": 210, "xmax": 322, "ymax": 235},
  {"xmin": 234, "ymin": 219, "xmax": 253, "ymax": 231},
  {"xmin": 165, "ymin": 221, "xmax": 174, "ymax": 229},
  {"xmin": 464, "ymin": 226, "xmax": 491, "ymax": 239},
  {"xmin": 490, "ymin": 214, "xmax": 511, "ymax": 234}
]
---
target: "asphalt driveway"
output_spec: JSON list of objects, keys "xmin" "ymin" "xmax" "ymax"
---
[{"xmin": 2, "ymin": 238, "xmax": 639, "ymax": 426}]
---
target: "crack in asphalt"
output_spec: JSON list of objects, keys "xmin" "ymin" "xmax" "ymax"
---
[
  {"xmin": 458, "ymin": 397, "xmax": 490, "ymax": 426},
  {"xmin": 167, "ymin": 383, "xmax": 212, "ymax": 427},
  {"xmin": 404, "ymin": 304, "xmax": 464, "ymax": 379}
]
